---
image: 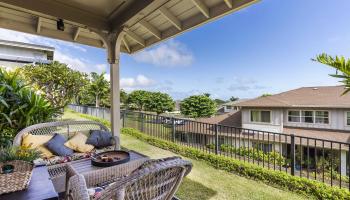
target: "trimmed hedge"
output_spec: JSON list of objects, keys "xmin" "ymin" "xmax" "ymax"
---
[
  {"xmin": 122, "ymin": 128, "xmax": 350, "ymax": 200},
  {"xmin": 206, "ymin": 144, "xmax": 286, "ymax": 166}
]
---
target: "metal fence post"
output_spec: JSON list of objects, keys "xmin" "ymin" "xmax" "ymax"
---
[
  {"xmin": 215, "ymin": 124, "xmax": 219, "ymax": 155},
  {"xmin": 122, "ymin": 110, "xmax": 126, "ymax": 128},
  {"xmin": 290, "ymin": 134, "xmax": 296, "ymax": 176},
  {"xmin": 140, "ymin": 112, "xmax": 144, "ymax": 132},
  {"xmin": 172, "ymin": 117, "xmax": 176, "ymax": 142}
]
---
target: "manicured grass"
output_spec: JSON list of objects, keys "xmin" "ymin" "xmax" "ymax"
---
[{"xmin": 63, "ymin": 110, "xmax": 310, "ymax": 200}]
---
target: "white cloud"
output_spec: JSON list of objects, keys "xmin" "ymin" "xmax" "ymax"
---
[
  {"xmin": 133, "ymin": 39, "xmax": 194, "ymax": 67},
  {"xmin": 54, "ymin": 51, "xmax": 88, "ymax": 72},
  {"xmin": 121, "ymin": 75, "xmax": 155, "ymax": 89},
  {"xmin": 227, "ymin": 77, "xmax": 266, "ymax": 91},
  {"xmin": 95, "ymin": 64, "xmax": 107, "ymax": 72}
]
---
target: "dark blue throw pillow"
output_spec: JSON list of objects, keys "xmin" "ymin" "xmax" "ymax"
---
[
  {"xmin": 45, "ymin": 133, "xmax": 74, "ymax": 156},
  {"xmin": 86, "ymin": 130, "xmax": 113, "ymax": 148}
]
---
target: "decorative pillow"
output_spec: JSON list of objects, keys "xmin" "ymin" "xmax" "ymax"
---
[
  {"xmin": 45, "ymin": 133, "xmax": 74, "ymax": 156},
  {"xmin": 64, "ymin": 132, "xmax": 94, "ymax": 153},
  {"xmin": 22, "ymin": 133, "xmax": 54, "ymax": 158},
  {"xmin": 86, "ymin": 130, "xmax": 113, "ymax": 148}
]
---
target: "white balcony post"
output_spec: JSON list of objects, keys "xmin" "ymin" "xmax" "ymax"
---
[
  {"xmin": 341, "ymin": 150, "xmax": 347, "ymax": 176},
  {"xmin": 96, "ymin": 29, "xmax": 125, "ymax": 149}
]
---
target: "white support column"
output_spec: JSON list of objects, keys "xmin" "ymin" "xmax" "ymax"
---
[
  {"xmin": 341, "ymin": 150, "xmax": 347, "ymax": 176},
  {"xmin": 95, "ymin": 29, "xmax": 125, "ymax": 149}
]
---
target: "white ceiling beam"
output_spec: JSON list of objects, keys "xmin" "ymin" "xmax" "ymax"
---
[
  {"xmin": 124, "ymin": 30, "xmax": 145, "ymax": 47},
  {"xmin": 73, "ymin": 27, "xmax": 81, "ymax": 41},
  {"xmin": 224, "ymin": 0, "xmax": 233, "ymax": 8},
  {"xmin": 139, "ymin": 20, "xmax": 161, "ymax": 40},
  {"xmin": 36, "ymin": 17, "xmax": 42, "ymax": 33},
  {"xmin": 191, "ymin": 0, "xmax": 210, "ymax": 18},
  {"xmin": 122, "ymin": 37, "xmax": 130, "ymax": 53},
  {"xmin": 0, "ymin": 0, "xmax": 109, "ymax": 30},
  {"xmin": 159, "ymin": 7, "xmax": 182, "ymax": 30}
]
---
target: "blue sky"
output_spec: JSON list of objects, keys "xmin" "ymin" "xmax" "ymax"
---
[{"xmin": 1, "ymin": 0, "xmax": 349, "ymax": 100}]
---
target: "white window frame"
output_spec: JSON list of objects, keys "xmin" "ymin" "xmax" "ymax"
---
[
  {"xmin": 314, "ymin": 110, "xmax": 330, "ymax": 124},
  {"xmin": 345, "ymin": 111, "xmax": 350, "ymax": 126},
  {"xmin": 287, "ymin": 110, "xmax": 301, "ymax": 123},
  {"xmin": 287, "ymin": 110, "xmax": 330, "ymax": 125},
  {"xmin": 249, "ymin": 109, "xmax": 272, "ymax": 124}
]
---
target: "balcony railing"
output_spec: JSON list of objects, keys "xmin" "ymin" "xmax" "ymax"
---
[{"xmin": 68, "ymin": 104, "xmax": 350, "ymax": 190}]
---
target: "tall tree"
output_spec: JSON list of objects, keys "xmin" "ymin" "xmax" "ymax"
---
[
  {"xmin": 145, "ymin": 92, "xmax": 175, "ymax": 115},
  {"xmin": 313, "ymin": 53, "xmax": 350, "ymax": 94},
  {"xmin": 261, "ymin": 93, "xmax": 272, "ymax": 97},
  {"xmin": 229, "ymin": 96, "xmax": 239, "ymax": 101},
  {"xmin": 214, "ymin": 98, "xmax": 226, "ymax": 105},
  {"xmin": 180, "ymin": 95, "xmax": 216, "ymax": 118},
  {"xmin": 20, "ymin": 61, "xmax": 87, "ymax": 109},
  {"xmin": 127, "ymin": 90, "xmax": 151, "ymax": 111},
  {"xmin": 120, "ymin": 89, "xmax": 128, "ymax": 105},
  {"xmin": 88, "ymin": 72, "xmax": 110, "ymax": 107}
]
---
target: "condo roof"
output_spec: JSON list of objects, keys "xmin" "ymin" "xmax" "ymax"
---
[{"xmin": 235, "ymin": 86, "xmax": 350, "ymax": 109}]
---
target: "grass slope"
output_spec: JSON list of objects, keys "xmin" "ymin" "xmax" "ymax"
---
[{"xmin": 63, "ymin": 110, "xmax": 310, "ymax": 200}]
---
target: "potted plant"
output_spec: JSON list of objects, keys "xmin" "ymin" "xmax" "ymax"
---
[{"xmin": 0, "ymin": 145, "xmax": 41, "ymax": 194}]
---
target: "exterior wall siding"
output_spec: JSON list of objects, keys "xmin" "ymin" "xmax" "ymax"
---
[
  {"xmin": 241, "ymin": 108, "xmax": 283, "ymax": 133},
  {"xmin": 0, "ymin": 45, "xmax": 47, "ymax": 60}
]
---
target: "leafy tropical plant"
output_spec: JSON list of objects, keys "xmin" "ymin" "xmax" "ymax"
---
[
  {"xmin": 313, "ymin": 53, "xmax": 350, "ymax": 94},
  {"xmin": 145, "ymin": 92, "xmax": 175, "ymax": 115},
  {"xmin": 20, "ymin": 61, "xmax": 87, "ymax": 109},
  {"xmin": 87, "ymin": 72, "xmax": 110, "ymax": 107},
  {"xmin": 180, "ymin": 94, "xmax": 216, "ymax": 118},
  {"xmin": 0, "ymin": 68, "xmax": 59, "ymax": 146},
  {"xmin": 0, "ymin": 145, "xmax": 41, "ymax": 163}
]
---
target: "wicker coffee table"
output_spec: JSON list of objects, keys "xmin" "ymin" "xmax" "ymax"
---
[{"xmin": 67, "ymin": 150, "xmax": 149, "ymax": 188}]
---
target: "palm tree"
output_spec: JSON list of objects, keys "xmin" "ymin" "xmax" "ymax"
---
[
  {"xmin": 88, "ymin": 72, "xmax": 109, "ymax": 107},
  {"xmin": 313, "ymin": 53, "xmax": 350, "ymax": 94}
]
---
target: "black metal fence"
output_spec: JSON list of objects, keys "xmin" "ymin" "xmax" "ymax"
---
[{"xmin": 69, "ymin": 104, "xmax": 350, "ymax": 190}]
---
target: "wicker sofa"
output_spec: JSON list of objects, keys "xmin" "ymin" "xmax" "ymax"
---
[
  {"xmin": 12, "ymin": 120, "xmax": 117, "ymax": 193},
  {"xmin": 65, "ymin": 157, "xmax": 192, "ymax": 200}
]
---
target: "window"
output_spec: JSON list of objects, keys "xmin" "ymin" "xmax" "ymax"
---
[
  {"xmin": 288, "ymin": 110, "xmax": 300, "ymax": 122},
  {"xmin": 288, "ymin": 110, "xmax": 329, "ymax": 124},
  {"xmin": 250, "ymin": 110, "xmax": 271, "ymax": 123},
  {"xmin": 346, "ymin": 112, "xmax": 350, "ymax": 125},
  {"xmin": 315, "ymin": 111, "xmax": 329, "ymax": 124},
  {"xmin": 301, "ymin": 111, "xmax": 314, "ymax": 123},
  {"xmin": 226, "ymin": 106, "xmax": 232, "ymax": 109}
]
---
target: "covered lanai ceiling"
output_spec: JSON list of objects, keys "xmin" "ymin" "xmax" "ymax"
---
[{"xmin": 0, "ymin": 0, "xmax": 258, "ymax": 54}]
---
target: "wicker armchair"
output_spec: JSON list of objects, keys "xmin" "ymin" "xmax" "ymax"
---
[
  {"xmin": 12, "ymin": 120, "xmax": 115, "ymax": 193},
  {"xmin": 65, "ymin": 157, "xmax": 192, "ymax": 200}
]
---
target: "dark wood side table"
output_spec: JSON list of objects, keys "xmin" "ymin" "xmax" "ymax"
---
[{"xmin": 0, "ymin": 166, "xmax": 58, "ymax": 200}]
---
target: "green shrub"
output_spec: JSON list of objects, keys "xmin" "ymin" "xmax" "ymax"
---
[
  {"xmin": 122, "ymin": 128, "xmax": 350, "ymax": 200},
  {"xmin": 213, "ymin": 144, "xmax": 286, "ymax": 166},
  {"xmin": 0, "ymin": 68, "xmax": 59, "ymax": 146}
]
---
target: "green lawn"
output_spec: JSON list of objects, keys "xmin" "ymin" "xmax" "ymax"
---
[{"xmin": 62, "ymin": 110, "xmax": 310, "ymax": 200}]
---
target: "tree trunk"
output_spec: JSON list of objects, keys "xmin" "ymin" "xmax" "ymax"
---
[{"xmin": 96, "ymin": 95, "xmax": 100, "ymax": 107}]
